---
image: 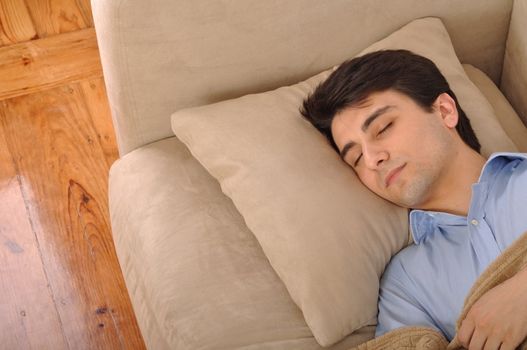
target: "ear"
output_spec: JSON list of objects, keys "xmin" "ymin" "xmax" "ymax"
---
[{"xmin": 434, "ymin": 92, "xmax": 459, "ymax": 129}]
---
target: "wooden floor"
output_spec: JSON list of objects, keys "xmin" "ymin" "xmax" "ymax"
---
[{"xmin": 0, "ymin": 1, "xmax": 146, "ymax": 349}]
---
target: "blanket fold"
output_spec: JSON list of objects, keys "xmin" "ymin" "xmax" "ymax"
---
[{"xmin": 349, "ymin": 230, "xmax": 527, "ymax": 350}]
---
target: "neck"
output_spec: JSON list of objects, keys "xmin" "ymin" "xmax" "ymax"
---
[{"xmin": 418, "ymin": 146, "xmax": 486, "ymax": 217}]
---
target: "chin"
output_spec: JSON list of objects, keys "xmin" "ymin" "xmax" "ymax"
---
[{"xmin": 389, "ymin": 199, "xmax": 410, "ymax": 208}]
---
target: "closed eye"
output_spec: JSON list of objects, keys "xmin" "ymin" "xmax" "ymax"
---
[
  {"xmin": 354, "ymin": 153, "xmax": 362, "ymax": 167},
  {"xmin": 378, "ymin": 122, "xmax": 393, "ymax": 136}
]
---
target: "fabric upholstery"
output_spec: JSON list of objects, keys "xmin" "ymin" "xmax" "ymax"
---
[
  {"xmin": 463, "ymin": 64, "xmax": 527, "ymax": 152},
  {"xmin": 91, "ymin": 0, "xmax": 513, "ymax": 155},
  {"xmin": 171, "ymin": 18, "xmax": 517, "ymax": 347},
  {"xmin": 501, "ymin": 0, "xmax": 527, "ymax": 127},
  {"xmin": 108, "ymin": 137, "xmax": 375, "ymax": 350}
]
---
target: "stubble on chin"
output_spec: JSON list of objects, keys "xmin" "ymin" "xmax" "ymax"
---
[{"xmin": 398, "ymin": 175, "xmax": 433, "ymax": 208}]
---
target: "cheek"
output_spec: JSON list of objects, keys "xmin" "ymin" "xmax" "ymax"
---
[{"xmin": 357, "ymin": 173, "xmax": 380, "ymax": 193}]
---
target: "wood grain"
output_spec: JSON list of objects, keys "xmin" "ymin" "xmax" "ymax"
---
[
  {"xmin": 0, "ymin": 108, "xmax": 67, "ymax": 349},
  {"xmin": 0, "ymin": 27, "xmax": 102, "ymax": 101},
  {"xmin": 24, "ymin": 0, "xmax": 93, "ymax": 38},
  {"xmin": 79, "ymin": 78, "xmax": 119, "ymax": 169},
  {"xmin": 0, "ymin": 84, "xmax": 145, "ymax": 349},
  {"xmin": 0, "ymin": 0, "xmax": 37, "ymax": 46}
]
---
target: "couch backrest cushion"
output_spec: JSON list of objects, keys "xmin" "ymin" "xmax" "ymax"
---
[
  {"xmin": 464, "ymin": 64, "xmax": 527, "ymax": 152},
  {"xmin": 92, "ymin": 0, "xmax": 514, "ymax": 156},
  {"xmin": 501, "ymin": 0, "xmax": 527, "ymax": 126}
]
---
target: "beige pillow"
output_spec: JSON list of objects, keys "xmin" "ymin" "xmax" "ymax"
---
[{"xmin": 171, "ymin": 18, "xmax": 517, "ymax": 347}]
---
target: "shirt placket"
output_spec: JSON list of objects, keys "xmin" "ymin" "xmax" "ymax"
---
[{"xmin": 468, "ymin": 216, "xmax": 501, "ymax": 271}]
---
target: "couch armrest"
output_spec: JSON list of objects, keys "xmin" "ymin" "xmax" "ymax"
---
[{"xmin": 501, "ymin": 0, "xmax": 527, "ymax": 127}]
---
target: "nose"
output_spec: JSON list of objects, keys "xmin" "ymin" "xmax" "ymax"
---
[{"xmin": 362, "ymin": 143, "xmax": 388, "ymax": 169}]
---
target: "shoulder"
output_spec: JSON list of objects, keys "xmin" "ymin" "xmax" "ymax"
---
[
  {"xmin": 379, "ymin": 241, "xmax": 440, "ymax": 305},
  {"xmin": 376, "ymin": 244, "xmax": 438, "ymax": 337},
  {"xmin": 380, "ymin": 244, "xmax": 420, "ymax": 288}
]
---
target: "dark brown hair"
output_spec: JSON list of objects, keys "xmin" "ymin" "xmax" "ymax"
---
[{"xmin": 300, "ymin": 49, "xmax": 481, "ymax": 154}]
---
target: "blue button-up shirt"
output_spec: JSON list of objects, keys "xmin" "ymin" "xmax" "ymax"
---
[{"xmin": 375, "ymin": 152, "xmax": 527, "ymax": 341}]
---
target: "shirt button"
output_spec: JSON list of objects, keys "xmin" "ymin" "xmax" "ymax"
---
[{"xmin": 471, "ymin": 219, "xmax": 479, "ymax": 226}]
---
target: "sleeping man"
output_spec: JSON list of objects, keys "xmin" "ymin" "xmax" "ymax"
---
[{"xmin": 300, "ymin": 49, "xmax": 527, "ymax": 350}]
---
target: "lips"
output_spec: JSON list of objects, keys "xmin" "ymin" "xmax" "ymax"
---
[{"xmin": 385, "ymin": 164, "xmax": 406, "ymax": 187}]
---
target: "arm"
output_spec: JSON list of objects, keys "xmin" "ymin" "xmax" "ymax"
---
[
  {"xmin": 376, "ymin": 257, "xmax": 438, "ymax": 337},
  {"xmin": 457, "ymin": 266, "xmax": 527, "ymax": 350}
]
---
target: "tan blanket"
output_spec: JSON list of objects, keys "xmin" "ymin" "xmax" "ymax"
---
[{"xmin": 350, "ymin": 231, "xmax": 527, "ymax": 350}]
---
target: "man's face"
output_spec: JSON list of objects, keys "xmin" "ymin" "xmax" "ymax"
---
[{"xmin": 331, "ymin": 89, "xmax": 458, "ymax": 209}]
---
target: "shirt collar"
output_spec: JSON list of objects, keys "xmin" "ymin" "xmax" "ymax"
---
[
  {"xmin": 409, "ymin": 210, "xmax": 466, "ymax": 244},
  {"xmin": 409, "ymin": 210, "xmax": 434, "ymax": 244},
  {"xmin": 477, "ymin": 152, "xmax": 527, "ymax": 184},
  {"xmin": 409, "ymin": 152, "xmax": 527, "ymax": 244}
]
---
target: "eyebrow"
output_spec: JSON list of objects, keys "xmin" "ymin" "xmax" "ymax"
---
[{"xmin": 339, "ymin": 105, "xmax": 395, "ymax": 160}]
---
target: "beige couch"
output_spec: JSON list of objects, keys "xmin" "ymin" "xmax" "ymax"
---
[{"xmin": 91, "ymin": 1, "xmax": 527, "ymax": 349}]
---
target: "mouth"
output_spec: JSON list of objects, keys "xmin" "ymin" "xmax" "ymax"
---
[{"xmin": 385, "ymin": 163, "xmax": 406, "ymax": 188}]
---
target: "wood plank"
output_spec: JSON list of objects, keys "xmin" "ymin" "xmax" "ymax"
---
[
  {"xmin": 0, "ymin": 84, "xmax": 145, "ymax": 349},
  {"xmin": 0, "ymin": 26, "xmax": 12, "ymax": 47},
  {"xmin": 0, "ymin": 27, "xmax": 102, "ymax": 101},
  {"xmin": 0, "ymin": 107, "xmax": 67, "ymax": 349},
  {"xmin": 0, "ymin": 0, "xmax": 37, "ymax": 46},
  {"xmin": 79, "ymin": 78, "xmax": 119, "ymax": 169},
  {"xmin": 76, "ymin": 0, "xmax": 94, "ymax": 27},
  {"xmin": 23, "ymin": 0, "xmax": 93, "ymax": 38}
]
